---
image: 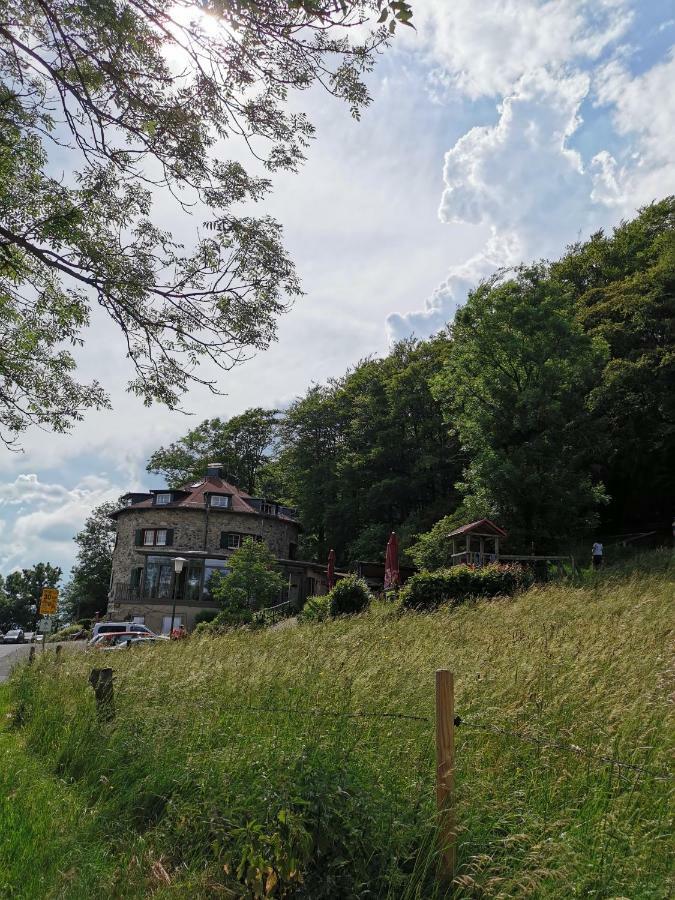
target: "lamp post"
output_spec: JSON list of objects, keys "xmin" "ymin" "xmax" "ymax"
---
[{"xmin": 169, "ymin": 557, "xmax": 186, "ymax": 637}]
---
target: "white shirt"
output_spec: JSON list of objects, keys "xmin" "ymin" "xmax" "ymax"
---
[{"xmin": 592, "ymin": 542, "xmax": 603, "ymax": 556}]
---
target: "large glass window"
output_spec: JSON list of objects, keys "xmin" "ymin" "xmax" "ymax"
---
[
  {"xmin": 177, "ymin": 559, "xmax": 203, "ymax": 602},
  {"xmin": 210, "ymin": 495, "xmax": 230, "ymax": 508},
  {"xmin": 203, "ymin": 559, "xmax": 231, "ymax": 598},
  {"xmin": 143, "ymin": 556, "xmax": 174, "ymax": 600}
]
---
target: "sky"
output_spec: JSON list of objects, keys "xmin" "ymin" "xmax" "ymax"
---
[{"xmin": 1, "ymin": 0, "xmax": 674, "ymax": 578}]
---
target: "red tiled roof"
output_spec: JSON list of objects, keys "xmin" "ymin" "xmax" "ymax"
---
[
  {"xmin": 111, "ymin": 476, "xmax": 298, "ymax": 523},
  {"xmin": 447, "ymin": 518, "xmax": 507, "ymax": 538}
]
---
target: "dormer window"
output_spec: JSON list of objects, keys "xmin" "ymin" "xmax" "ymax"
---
[
  {"xmin": 210, "ymin": 495, "xmax": 230, "ymax": 508},
  {"xmin": 155, "ymin": 493, "xmax": 172, "ymax": 505}
]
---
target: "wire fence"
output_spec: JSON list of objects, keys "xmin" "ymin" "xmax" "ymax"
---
[{"xmin": 154, "ymin": 691, "xmax": 673, "ymax": 783}]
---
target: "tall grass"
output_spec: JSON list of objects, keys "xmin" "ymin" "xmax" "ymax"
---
[{"xmin": 1, "ymin": 551, "xmax": 673, "ymax": 898}]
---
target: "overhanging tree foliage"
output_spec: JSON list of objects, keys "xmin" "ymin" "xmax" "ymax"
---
[{"xmin": 0, "ymin": 0, "xmax": 412, "ymax": 446}]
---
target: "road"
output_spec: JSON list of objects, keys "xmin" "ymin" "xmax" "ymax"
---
[{"xmin": 0, "ymin": 642, "xmax": 84, "ymax": 683}]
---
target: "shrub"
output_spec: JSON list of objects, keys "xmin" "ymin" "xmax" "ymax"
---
[
  {"xmin": 299, "ymin": 594, "xmax": 331, "ymax": 622},
  {"xmin": 400, "ymin": 564, "xmax": 533, "ymax": 610},
  {"xmin": 328, "ymin": 576, "xmax": 371, "ymax": 617},
  {"xmin": 193, "ymin": 609, "xmax": 219, "ymax": 627},
  {"xmin": 46, "ymin": 623, "xmax": 90, "ymax": 642}
]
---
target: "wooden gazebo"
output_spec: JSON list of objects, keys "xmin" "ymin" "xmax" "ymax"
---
[{"xmin": 448, "ymin": 519, "xmax": 507, "ymax": 567}]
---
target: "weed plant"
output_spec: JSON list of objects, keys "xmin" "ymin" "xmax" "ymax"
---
[{"xmin": 1, "ymin": 551, "xmax": 673, "ymax": 898}]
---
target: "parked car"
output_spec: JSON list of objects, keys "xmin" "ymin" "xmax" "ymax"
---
[
  {"xmin": 91, "ymin": 632, "xmax": 136, "ymax": 649},
  {"xmin": 3, "ymin": 629, "xmax": 24, "ymax": 644},
  {"xmin": 104, "ymin": 636, "xmax": 161, "ymax": 651},
  {"xmin": 89, "ymin": 622, "xmax": 157, "ymax": 644},
  {"xmin": 23, "ymin": 632, "xmax": 35, "ymax": 643}
]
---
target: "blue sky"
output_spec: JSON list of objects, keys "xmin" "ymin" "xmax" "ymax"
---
[{"xmin": 1, "ymin": 0, "xmax": 674, "ymax": 578}]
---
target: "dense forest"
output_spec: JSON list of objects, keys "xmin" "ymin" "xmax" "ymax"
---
[{"xmin": 147, "ymin": 200, "xmax": 674, "ymax": 565}]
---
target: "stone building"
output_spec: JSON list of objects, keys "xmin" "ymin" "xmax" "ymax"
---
[{"xmin": 107, "ymin": 463, "xmax": 328, "ymax": 633}]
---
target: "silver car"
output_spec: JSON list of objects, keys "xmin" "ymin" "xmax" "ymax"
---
[{"xmin": 3, "ymin": 629, "xmax": 24, "ymax": 644}]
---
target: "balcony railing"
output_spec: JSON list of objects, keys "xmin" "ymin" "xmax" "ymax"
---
[
  {"xmin": 111, "ymin": 583, "xmax": 210, "ymax": 605},
  {"xmin": 450, "ymin": 551, "xmax": 498, "ymax": 567}
]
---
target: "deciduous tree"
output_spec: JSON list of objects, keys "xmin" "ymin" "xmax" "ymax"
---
[
  {"xmin": 434, "ymin": 266, "xmax": 608, "ymax": 550},
  {"xmin": 0, "ymin": 0, "xmax": 411, "ymax": 446}
]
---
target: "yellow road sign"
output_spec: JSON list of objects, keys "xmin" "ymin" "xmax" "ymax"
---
[{"xmin": 39, "ymin": 587, "xmax": 59, "ymax": 615}]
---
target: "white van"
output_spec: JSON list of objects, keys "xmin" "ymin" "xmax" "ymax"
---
[{"xmin": 89, "ymin": 621, "xmax": 155, "ymax": 643}]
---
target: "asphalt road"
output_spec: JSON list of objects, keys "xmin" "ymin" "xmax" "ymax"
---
[{"xmin": 0, "ymin": 642, "xmax": 83, "ymax": 683}]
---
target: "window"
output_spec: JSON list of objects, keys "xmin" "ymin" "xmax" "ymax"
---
[
  {"xmin": 161, "ymin": 615, "xmax": 183, "ymax": 635},
  {"xmin": 203, "ymin": 559, "xmax": 231, "ymax": 598},
  {"xmin": 132, "ymin": 616, "xmax": 145, "ymax": 625},
  {"xmin": 261, "ymin": 501, "xmax": 275, "ymax": 515},
  {"xmin": 210, "ymin": 494, "xmax": 230, "ymax": 508},
  {"xmin": 140, "ymin": 528, "xmax": 172, "ymax": 547},
  {"xmin": 221, "ymin": 532, "xmax": 241, "ymax": 550},
  {"xmin": 155, "ymin": 493, "xmax": 172, "ymax": 505},
  {"xmin": 143, "ymin": 556, "xmax": 174, "ymax": 600},
  {"xmin": 175, "ymin": 559, "xmax": 203, "ymax": 602},
  {"xmin": 220, "ymin": 532, "xmax": 263, "ymax": 549}
]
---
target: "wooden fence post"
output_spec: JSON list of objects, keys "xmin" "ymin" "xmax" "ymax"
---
[
  {"xmin": 55, "ymin": 645, "xmax": 62, "ymax": 661},
  {"xmin": 436, "ymin": 669, "xmax": 456, "ymax": 880},
  {"xmin": 88, "ymin": 667, "xmax": 115, "ymax": 722},
  {"xmin": 28, "ymin": 646, "xmax": 35, "ymax": 665}
]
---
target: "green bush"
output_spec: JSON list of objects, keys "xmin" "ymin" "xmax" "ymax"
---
[
  {"xmin": 299, "ymin": 594, "xmax": 331, "ymax": 622},
  {"xmin": 193, "ymin": 609, "xmax": 219, "ymax": 627},
  {"xmin": 328, "ymin": 576, "xmax": 371, "ymax": 617},
  {"xmin": 46, "ymin": 623, "xmax": 90, "ymax": 643},
  {"xmin": 400, "ymin": 564, "xmax": 533, "ymax": 610}
]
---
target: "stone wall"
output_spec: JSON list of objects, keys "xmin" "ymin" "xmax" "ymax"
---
[{"xmin": 110, "ymin": 506, "xmax": 301, "ymax": 602}]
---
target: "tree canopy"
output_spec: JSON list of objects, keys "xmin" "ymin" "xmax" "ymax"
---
[
  {"xmin": 61, "ymin": 499, "xmax": 118, "ymax": 621},
  {"xmin": 0, "ymin": 0, "xmax": 411, "ymax": 446},
  {"xmin": 143, "ymin": 199, "xmax": 674, "ymax": 564},
  {"xmin": 147, "ymin": 408, "xmax": 278, "ymax": 491},
  {"xmin": 0, "ymin": 562, "xmax": 62, "ymax": 630}
]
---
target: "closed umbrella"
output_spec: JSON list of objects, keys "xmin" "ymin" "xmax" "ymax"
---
[
  {"xmin": 327, "ymin": 548, "xmax": 336, "ymax": 591},
  {"xmin": 384, "ymin": 532, "xmax": 400, "ymax": 590}
]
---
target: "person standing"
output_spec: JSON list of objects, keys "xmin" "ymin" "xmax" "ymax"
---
[{"xmin": 592, "ymin": 541, "xmax": 603, "ymax": 569}]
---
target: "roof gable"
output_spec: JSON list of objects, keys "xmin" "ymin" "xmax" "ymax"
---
[{"xmin": 447, "ymin": 519, "xmax": 507, "ymax": 538}]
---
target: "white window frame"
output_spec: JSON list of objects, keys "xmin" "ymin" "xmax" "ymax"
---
[
  {"xmin": 155, "ymin": 529, "xmax": 168, "ymax": 546},
  {"xmin": 224, "ymin": 532, "xmax": 241, "ymax": 549},
  {"xmin": 155, "ymin": 493, "xmax": 172, "ymax": 505},
  {"xmin": 210, "ymin": 495, "xmax": 230, "ymax": 508},
  {"xmin": 143, "ymin": 529, "xmax": 154, "ymax": 546}
]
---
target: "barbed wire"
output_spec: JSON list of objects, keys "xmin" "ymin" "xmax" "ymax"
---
[
  {"xmin": 206, "ymin": 701, "xmax": 672, "ymax": 781},
  {"xmin": 453, "ymin": 716, "xmax": 673, "ymax": 781}
]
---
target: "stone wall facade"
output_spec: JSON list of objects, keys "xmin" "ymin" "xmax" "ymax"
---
[{"xmin": 108, "ymin": 506, "xmax": 309, "ymax": 632}]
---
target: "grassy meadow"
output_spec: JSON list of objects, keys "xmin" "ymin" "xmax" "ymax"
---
[{"xmin": 1, "ymin": 552, "xmax": 673, "ymax": 898}]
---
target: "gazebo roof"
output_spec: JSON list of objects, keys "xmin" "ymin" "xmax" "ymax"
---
[{"xmin": 447, "ymin": 518, "xmax": 507, "ymax": 538}]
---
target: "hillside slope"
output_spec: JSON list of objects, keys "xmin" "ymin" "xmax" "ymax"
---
[{"xmin": 2, "ymin": 553, "xmax": 673, "ymax": 898}]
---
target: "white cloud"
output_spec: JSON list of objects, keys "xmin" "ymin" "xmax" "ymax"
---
[
  {"xmin": 594, "ymin": 50, "xmax": 675, "ymax": 204},
  {"xmin": 0, "ymin": 473, "xmax": 69, "ymax": 506},
  {"xmin": 387, "ymin": 68, "xmax": 624, "ymax": 339},
  {"xmin": 0, "ymin": 473, "xmax": 121, "ymax": 573},
  {"xmin": 408, "ymin": 0, "xmax": 632, "ymax": 99}
]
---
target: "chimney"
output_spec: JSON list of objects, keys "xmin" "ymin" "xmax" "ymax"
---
[{"xmin": 206, "ymin": 462, "xmax": 224, "ymax": 479}]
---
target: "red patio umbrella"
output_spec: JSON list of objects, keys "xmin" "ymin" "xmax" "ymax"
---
[
  {"xmin": 327, "ymin": 548, "xmax": 336, "ymax": 591},
  {"xmin": 384, "ymin": 532, "xmax": 400, "ymax": 590}
]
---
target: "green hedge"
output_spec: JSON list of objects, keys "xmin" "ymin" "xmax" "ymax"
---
[{"xmin": 400, "ymin": 564, "xmax": 534, "ymax": 610}]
